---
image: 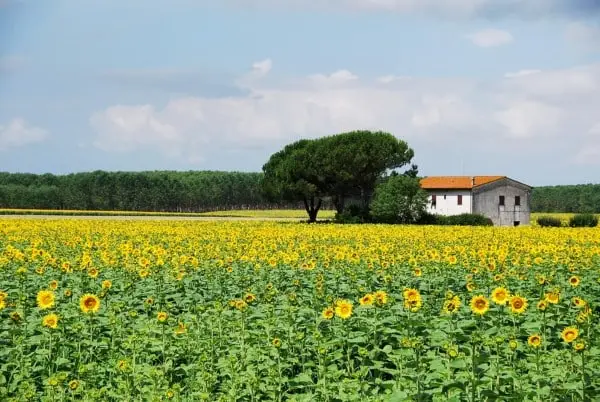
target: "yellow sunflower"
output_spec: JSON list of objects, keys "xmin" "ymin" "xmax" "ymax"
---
[
  {"xmin": 334, "ymin": 299, "xmax": 353, "ymax": 319},
  {"xmin": 157, "ymin": 311, "xmax": 168, "ymax": 322},
  {"xmin": 36, "ymin": 290, "xmax": 55, "ymax": 310},
  {"xmin": 321, "ymin": 307, "xmax": 334, "ymax": 319},
  {"xmin": 560, "ymin": 327, "xmax": 579, "ymax": 343},
  {"xmin": 569, "ymin": 276, "xmax": 580, "ymax": 287},
  {"xmin": 470, "ymin": 295, "xmax": 489, "ymax": 316},
  {"xmin": 244, "ymin": 293, "xmax": 256, "ymax": 303},
  {"xmin": 491, "ymin": 287, "xmax": 510, "ymax": 305},
  {"xmin": 537, "ymin": 300, "xmax": 548, "ymax": 311},
  {"xmin": 42, "ymin": 313, "xmax": 59, "ymax": 329},
  {"xmin": 509, "ymin": 295, "xmax": 528, "ymax": 314},
  {"xmin": 102, "ymin": 280, "xmax": 112, "ymax": 290},
  {"xmin": 573, "ymin": 341, "xmax": 585, "ymax": 352},
  {"xmin": 79, "ymin": 294, "xmax": 100, "ymax": 314},
  {"xmin": 544, "ymin": 291, "xmax": 560, "ymax": 304},
  {"xmin": 373, "ymin": 290, "xmax": 388, "ymax": 305},
  {"xmin": 359, "ymin": 293, "xmax": 374, "ymax": 306},
  {"xmin": 527, "ymin": 334, "xmax": 542, "ymax": 348},
  {"xmin": 443, "ymin": 298, "xmax": 461, "ymax": 314}
]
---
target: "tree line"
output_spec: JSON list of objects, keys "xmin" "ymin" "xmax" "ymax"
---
[
  {"xmin": 0, "ymin": 171, "xmax": 298, "ymax": 212},
  {"xmin": 0, "ymin": 169, "xmax": 598, "ymax": 215}
]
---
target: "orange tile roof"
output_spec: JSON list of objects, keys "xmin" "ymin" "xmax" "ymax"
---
[{"xmin": 420, "ymin": 176, "xmax": 505, "ymax": 190}]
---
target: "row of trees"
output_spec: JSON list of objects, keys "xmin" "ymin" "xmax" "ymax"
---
[
  {"xmin": 531, "ymin": 184, "xmax": 600, "ymax": 213},
  {"xmin": 0, "ymin": 171, "xmax": 295, "ymax": 212}
]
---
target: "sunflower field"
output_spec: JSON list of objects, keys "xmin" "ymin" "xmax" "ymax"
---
[{"xmin": 0, "ymin": 219, "xmax": 599, "ymax": 401}]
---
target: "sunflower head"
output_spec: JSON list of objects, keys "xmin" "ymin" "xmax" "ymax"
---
[
  {"xmin": 509, "ymin": 295, "xmax": 528, "ymax": 314},
  {"xmin": 527, "ymin": 334, "xmax": 542, "ymax": 348},
  {"xmin": 334, "ymin": 299, "xmax": 353, "ymax": 319},
  {"xmin": 157, "ymin": 311, "xmax": 168, "ymax": 322},
  {"xmin": 561, "ymin": 326, "xmax": 579, "ymax": 343},
  {"xmin": 79, "ymin": 294, "xmax": 100, "ymax": 314},
  {"xmin": 36, "ymin": 290, "xmax": 55, "ymax": 310},
  {"xmin": 321, "ymin": 307, "xmax": 334, "ymax": 320},
  {"xmin": 470, "ymin": 295, "xmax": 489, "ymax": 316},
  {"xmin": 491, "ymin": 287, "xmax": 510, "ymax": 305},
  {"xmin": 569, "ymin": 276, "xmax": 581, "ymax": 287},
  {"xmin": 42, "ymin": 313, "xmax": 59, "ymax": 329},
  {"xmin": 359, "ymin": 293, "xmax": 374, "ymax": 306}
]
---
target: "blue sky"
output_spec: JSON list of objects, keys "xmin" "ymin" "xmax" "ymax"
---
[{"xmin": 1, "ymin": 0, "xmax": 599, "ymax": 186}]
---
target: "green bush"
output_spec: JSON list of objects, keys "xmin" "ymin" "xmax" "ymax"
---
[
  {"xmin": 370, "ymin": 176, "xmax": 428, "ymax": 224},
  {"xmin": 537, "ymin": 216, "xmax": 563, "ymax": 227},
  {"xmin": 436, "ymin": 213, "xmax": 493, "ymax": 226},
  {"xmin": 568, "ymin": 213, "xmax": 599, "ymax": 228},
  {"xmin": 334, "ymin": 204, "xmax": 371, "ymax": 224}
]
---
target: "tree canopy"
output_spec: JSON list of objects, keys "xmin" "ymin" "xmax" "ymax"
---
[{"xmin": 261, "ymin": 130, "xmax": 415, "ymax": 222}]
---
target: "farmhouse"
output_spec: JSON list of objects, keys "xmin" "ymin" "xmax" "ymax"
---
[{"xmin": 419, "ymin": 176, "xmax": 532, "ymax": 226}]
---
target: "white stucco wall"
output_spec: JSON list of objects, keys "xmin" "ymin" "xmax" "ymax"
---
[{"xmin": 425, "ymin": 190, "xmax": 472, "ymax": 216}]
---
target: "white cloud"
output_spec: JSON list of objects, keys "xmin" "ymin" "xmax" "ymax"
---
[
  {"xmin": 504, "ymin": 69, "xmax": 541, "ymax": 78},
  {"xmin": 0, "ymin": 118, "xmax": 48, "ymax": 150},
  {"xmin": 565, "ymin": 22, "xmax": 600, "ymax": 51},
  {"xmin": 466, "ymin": 29, "xmax": 514, "ymax": 47},
  {"xmin": 90, "ymin": 60, "xmax": 600, "ymax": 165}
]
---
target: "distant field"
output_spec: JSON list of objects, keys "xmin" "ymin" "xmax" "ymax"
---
[
  {"xmin": 1, "ymin": 209, "xmax": 597, "ymax": 225},
  {"xmin": 0, "ymin": 208, "xmax": 336, "ymax": 219}
]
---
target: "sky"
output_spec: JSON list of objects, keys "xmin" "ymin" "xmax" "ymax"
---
[{"xmin": 1, "ymin": 0, "xmax": 599, "ymax": 186}]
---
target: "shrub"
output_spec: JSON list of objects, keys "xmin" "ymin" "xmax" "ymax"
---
[
  {"xmin": 537, "ymin": 216, "xmax": 563, "ymax": 227},
  {"xmin": 437, "ymin": 213, "xmax": 493, "ymax": 226},
  {"xmin": 334, "ymin": 204, "xmax": 371, "ymax": 224},
  {"xmin": 370, "ymin": 176, "xmax": 428, "ymax": 224},
  {"xmin": 568, "ymin": 213, "xmax": 599, "ymax": 228}
]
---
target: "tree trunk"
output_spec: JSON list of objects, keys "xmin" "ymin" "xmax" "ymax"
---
[
  {"xmin": 303, "ymin": 196, "xmax": 322, "ymax": 223},
  {"xmin": 333, "ymin": 194, "xmax": 345, "ymax": 214}
]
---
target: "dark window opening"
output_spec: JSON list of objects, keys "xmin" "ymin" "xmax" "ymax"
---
[
  {"xmin": 444, "ymin": 194, "xmax": 447, "ymax": 200},
  {"xmin": 515, "ymin": 196, "xmax": 521, "ymax": 206},
  {"xmin": 514, "ymin": 221, "xmax": 520, "ymax": 227},
  {"xmin": 457, "ymin": 194, "xmax": 463, "ymax": 205},
  {"xmin": 499, "ymin": 195, "xmax": 505, "ymax": 206},
  {"xmin": 431, "ymin": 194, "xmax": 436, "ymax": 207}
]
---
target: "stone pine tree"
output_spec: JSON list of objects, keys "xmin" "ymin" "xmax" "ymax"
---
[{"xmin": 261, "ymin": 130, "xmax": 415, "ymax": 222}]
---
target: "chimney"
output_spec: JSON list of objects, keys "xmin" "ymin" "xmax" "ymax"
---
[{"xmin": 471, "ymin": 176, "xmax": 475, "ymax": 186}]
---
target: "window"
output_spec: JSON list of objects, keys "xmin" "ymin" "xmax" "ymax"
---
[
  {"xmin": 499, "ymin": 195, "xmax": 505, "ymax": 206},
  {"xmin": 515, "ymin": 196, "xmax": 521, "ymax": 206},
  {"xmin": 431, "ymin": 194, "xmax": 437, "ymax": 207},
  {"xmin": 457, "ymin": 194, "xmax": 463, "ymax": 205}
]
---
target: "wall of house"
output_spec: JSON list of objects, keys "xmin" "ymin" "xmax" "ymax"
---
[
  {"xmin": 473, "ymin": 182, "xmax": 531, "ymax": 226},
  {"xmin": 425, "ymin": 190, "xmax": 472, "ymax": 216}
]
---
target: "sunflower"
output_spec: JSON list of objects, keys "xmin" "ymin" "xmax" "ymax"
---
[
  {"xmin": 466, "ymin": 282, "xmax": 475, "ymax": 292},
  {"xmin": 413, "ymin": 268, "xmax": 422, "ymax": 277},
  {"xmin": 443, "ymin": 299, "xmax": 461, "ymax": 314},
  {"xmin": 572, "ymin": 297, "xmax": 586, "ymax": 308},
  {"xmin": 509, "ymin": 339, "xmax": 518, "ymax": 350},
  {"xmin": 174, "ymin": 321, "xmax": 187, "ymax": 334},
  {"xmin": 68, "ymin": 380, "xmax": 80, "ymax": 391},
  {"xmin": 321, "ymin": 307, "xmax": 334, "ymax": 319},
  {"xmin": 537, "ymin": 300, "xmax": 548, "ymax": 311},
  {"xmin": 491, "ymin": 287, "xmax": 510, "ymax": 305},
  {"xmin": 272, "ymin": 338, "xmax": 282, "ymax": 348},
  {"xmin": 101, "ymin": 280, "xmax": 112, "ymax": 290},
  {"xmin": 544, "ymin": 291, "xmax": 560, "ymax": 304},
  {"xmin": 335, "ymin": 299, "xmax": 353, "ymax": 319},
  {"xmin": 509, "ymin": 295, "xmax": 528, "ymax": 314},
  {"xmin": 79, "ymin": 294, "xmax": 100, "ymax": 314},
  {"xmin": 0, "ymin": 299, "xmax": 5, "ymax": 311},
  {"xmin": 569, "ymin": 276, "xmax": 580, "ymax": 287},
  {"xmin": 573, "ymin": 341, "xmax": 585, "ymax": 351},
  {"xmin": 64, "ymin": 289, "xmax": 72, "ymax": 297},
  {"xmin": 561, "ymin": 327, "xmax": 579, "ymax": 343},
  {"xmin": 42, "ymin": 313, "xmax": 58, "ymax": 329},
  {"xmin": 359, "ymin": 293, "xmax": 374, "ymax": 306},
  {"xmin": 244, "ymin": 293, "xmax": 256, "ymax": 303},
  {"xmin": 10, "ymin": 311, "xmax": 21, "ymax": 322},
  {"xmin": 470, "ymin": 295, "xmax": 489, "ymax": 316},
  {"xmin": 403, "ymin": 288, "xmax": 422, "ymax": 312},
  {"xmin": 373, "ymin": 290, "xmax": 388, "ymax": 305},
  {"xmin": 527, "ymin": 334, "xmax": 542, "ymax": 348},
  {"xmin": 49, "ymin": 280, "xmax": 59, "ymax": 291},
  {"xmin": 157, "ymin": 311, "xmax": 168, "ymax": 322},
  {"xmin": 234, "ymin": 299, "xmax": 247, "ymax": 311},
  {"xmin": 88, "ymin": 267, "xmax": 99, "ymax": 279},
  {"xmin": 36, "ymin": 290, "xmax": 55, "ymax": 310}
]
